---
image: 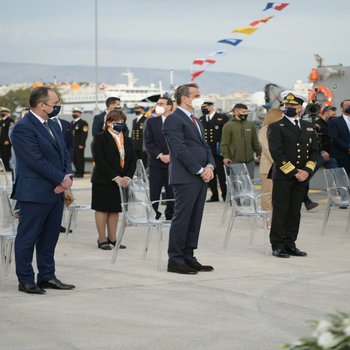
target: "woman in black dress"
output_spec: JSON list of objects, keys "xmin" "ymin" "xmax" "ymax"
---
[{"xmin": 91, "ymin": 109, "xmax": 136, "ymax": 250}]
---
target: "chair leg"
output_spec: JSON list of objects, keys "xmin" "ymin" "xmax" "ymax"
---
[
  {"xmin": 321, "ymin": 201, "xmax": 332, "ymax": 236},
  {"xmin": 66, "ymin": 209, "xmax": 74, "ymax": 238},
  {"xmin": 111, "ymin": 218, "xmax": 127, "ymax": 265},
  {"xmin": 0, "ymin": 237, "xmax": 14, "ymax": 291},
  {"xmin": 221, "ymin": 191, "xmax": 231, "ymax": 225},
  {"xmin": 249, "ymin": 217, "xmax": 257, "ymax": 246},
  {"xmin": 142, "ymin": 226, "xmax": 153, "ymax": 260},
  {"xmin": 262, "ymin": 217, "xmax": 269, "ymax": 255},
  {"xmin": 223, "ymin": 210, "xmax": 236, "ymax": 250},
  {"xmin": 346, "ymin": 206, "xmax": 350, "ymax": 233},
  {"xmin": 157, "ymin": 225, "xmax": 163, "ymax": 272}
]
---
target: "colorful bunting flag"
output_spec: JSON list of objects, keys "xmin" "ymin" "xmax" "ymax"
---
[
  {"xmin": 191, "ymin": 70, "xmax": 205, "ymax": 81},
  {"xmin": 232, "ymin": 26, "xmax": 258, "ymax": 35},
  {"xmin": 263, "ymin": 2, "xmax": 289, "ymax": 11},
  {"xmin": 192, "ymin": 59, "xmax": 217, "ymax": 65},
  {"xmin": 217, "ymin": 38, "xmax": 243, "ymax": 46},
  {"xmin": 250, "ymin": 16, "xmax": 274, "ymax": 26},
  {"xmin": 208, "ymin": 50, "xmax": 228, "ymax": 57}
]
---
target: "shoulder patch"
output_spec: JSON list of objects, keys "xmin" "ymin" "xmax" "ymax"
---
[{"xmin": 83, "ymin": 126, "xmax": 89, "ymax": 132}]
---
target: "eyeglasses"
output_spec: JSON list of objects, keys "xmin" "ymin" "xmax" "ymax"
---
[{"xmin": 44, "ymin": 102, "xmax": 61, "ymax": 108}]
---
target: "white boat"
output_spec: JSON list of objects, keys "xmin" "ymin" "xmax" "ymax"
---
[{"xmin": 59, "ymin": 71, "xmax": 162, "ymax": 114}]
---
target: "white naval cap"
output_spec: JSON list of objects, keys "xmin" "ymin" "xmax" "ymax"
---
[
  {"xmin": 280, "ymin": 91, "xmax": 307, "ymax": 105},
  {"xmin": 72, "ymin": 106, "xmax": 83, "ymax": 113}
]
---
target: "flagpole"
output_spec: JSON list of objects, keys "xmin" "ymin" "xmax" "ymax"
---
[{"xmin": 94, "ymin": 0, "xmax": 99, "ymax": 113}]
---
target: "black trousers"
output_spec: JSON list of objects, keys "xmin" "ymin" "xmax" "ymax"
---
[
  {"xmin": 73, "ymin": 148, "xmax": 85, "ymax": 176},
  {"xmin": 0, "ymin": 144, "xmax": 12, "ymax": 171},
  {"xmin": 207, "ymin": 155, "xmax": 227, "ymax": 200},
  {"xmin": 149, "ymin": 166, "xmax": 174, "ymax": 219},
  {"xmin": 270, "ymin": 177, "xmax": 307, "ymax": 250}
]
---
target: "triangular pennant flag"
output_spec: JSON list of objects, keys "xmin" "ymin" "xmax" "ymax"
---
[
  {"xmin": 274, "ymin": 3, "xmax": 289, "ymax": 11},
  {"xmin": 204, "ymin": 59, "xmax": 216, "ymax": 65},
  {"xmin": 192, "ymin": 59, "xmax": 205, "ymax": 65},
  {"xmin": 217, "ymin": 38, "xmax": 243, "ymax": 46},
  {"xmin": 232, "ymin": 26, "xmax": 258, "ymax": 35},
  {"xmin": 208, "ymin": 50, "xmax": 228, "ymax": 57},
  {"xmin": 191, "ymin": 70, "xmax": 205, "ymax": 81},
  {"xmin": 250, "ymin": 16, "xmax": 274, "ymax": 26},
  {"xmin": 262, "ymin": 2, "xmax": 274, "ymax": 11}
]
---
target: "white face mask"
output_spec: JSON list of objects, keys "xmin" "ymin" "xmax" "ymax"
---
[
  {"xmin": 191, "ymin": 98, "xmax": 205, "ymax": 110},
  {"xmin": 155, "ymin": 106, "xmax": 165, "ymax": 115}
]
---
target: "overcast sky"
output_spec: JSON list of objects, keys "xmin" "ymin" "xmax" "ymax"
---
[{"xmin": 1, "ymin": 0, "xmax": 349, "ymax": 88}]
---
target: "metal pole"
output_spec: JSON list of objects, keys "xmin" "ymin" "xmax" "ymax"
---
[{"xmin": 94, "ymin": 0, "xmax": 99, "ymax": 112}]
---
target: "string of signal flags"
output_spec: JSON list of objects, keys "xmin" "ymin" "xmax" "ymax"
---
[{"xmin": 190, "ymin": 2, "xmax": 289, "ymax": 81}]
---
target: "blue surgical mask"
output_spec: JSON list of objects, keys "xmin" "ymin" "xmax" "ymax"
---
[
  {"xmin": 113, "ymin": 123, "xmax": 126, "ymax": 133},
  {"xmin": 47, "ymin": 105, "xmax": 61, "ymax": 118},
  {"xmin": 284, "ymin": 107, "xmax": 297, "ymax": 118}
]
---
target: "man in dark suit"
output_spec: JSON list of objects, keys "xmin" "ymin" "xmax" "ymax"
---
[
  {"xmin": 199, "ymin": 99, "xmax": 229, "ymax": 202},
  {"xmin": 51, "ymin": 114, "xmax": 74, "ymax": 161},
  {"xmin": 268, "ymin": 91, "xmax": 318, "ymax": 258},
  {"xmin": 92, "ymin": 97, "xmax": 121, "ymax": 137},
  {"xmin": 11, "ymin": 86, "xmax": 75, "ymax": 294},
  {"xmin": 329, "ymin": 99, "xmax": 350, "ymax": 175},
  {"xmin": 131, "ymin": 104, "xmax": 148, "ymax": 167},
  {"xmin": 162, "ymin": 83, "xmax": 215, "ymax": 275},
  {"xmin": 71, "ymin": 107, "xmax": 89, "ymax": 178},
  {"xmin": 0, "ymin": 106, "xmax": 15, "ymax": 171},
  {"xmin": 144, "ymin": 96, "xmax": 174, "ymax": 220}
]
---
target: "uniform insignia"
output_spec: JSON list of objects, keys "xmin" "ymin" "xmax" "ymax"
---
[
  {"xmin": 140, "ymin": 126, "xmax": 143, "ymax": 129},
  {"xmin": 215, "ymin": 126, "xmax": 219, "ymax": 130},
  {"xmin": 75, "ymin": 126, "xmax": 79, "ymax": 130},
  {"xmin": 217, "ymin": 118, "xmax": 222, "ymax": 121},
  {"xmin": 307, "ymin": 127, "xmax": 313, "ymax": 131},
  {"xmin": 83, "ymin": 126, "xmax": 88, "ymax": 132},
  {"xmin": 279, "ymin": 124, "xmax": 284, "ymax": 126},
  {"xmin": 309, "ymin": 138, "xmax": 312, "ymax": 143}
]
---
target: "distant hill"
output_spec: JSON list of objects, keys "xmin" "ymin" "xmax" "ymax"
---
[{"xmin": 0, "ymin": 62, "xmax": 273, "ymax": 95}]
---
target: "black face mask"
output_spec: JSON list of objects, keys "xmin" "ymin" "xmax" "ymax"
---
[
  {"xmin": 113, "ymin": 123, "xmax": 126, "ymax": 133},
  {"xmin": 72, "ymin": 114, "xmax": 79, "ymax": 119},
  {"xmin": 284, "ymin": 107, "xmax": 297, "ymax": 118},
  {"xmin": 135, "ymin": 111, "xmax": 142, "ymax": 116},
  {"xmin": 239, "ymin": 114, "xmax": 248, "ymax": 121},
  {"xmin": 344, "ymin": 106, "xmax": 350, "ymax": 114},
  {"xmin": 201, "ymin": 108, "xmax": 209, "ymax": 115}
]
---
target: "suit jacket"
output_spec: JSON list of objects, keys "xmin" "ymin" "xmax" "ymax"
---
[
  {"xmin": 55, "ymin": 118, "xmax": 74, "ymax": 160},
  {"xmin": 0, "ymin": 116, "xmax": 15, "ymax": 145},
  {"xmin": 131, "ymin": 115, "xmax": 147, "ymax": 151},
  {"xmin": 199, "ymin": 112, "xmax": 229, "ymax": 156},
  {"xmin": 162, "ymin": 108, "xmax": 215, "ymax": 185},
  {"xmin": 328, "ymin": 115, "xmax": 350, "ymax": 160},
  {"xmin": 91, "ymin": 130, "xmax": 136, "ymax": 184},
  {"xmin": 11, "ymin": 111, "xmax": 71, "ymax": 203},
  {"xmin": 268, "ymin": 117, "xmax": 318, "ymax": 180},
  {"xmin": 92, "ymin": 111, "xmax": 106, "ymax": 137},
  {"xmin": 143, "ymin": 116, "xmax": 169, "ymax": 168}
]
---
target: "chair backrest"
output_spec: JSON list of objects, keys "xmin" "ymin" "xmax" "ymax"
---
[
  {"xmin": 324, "ymin": 167, "xmax": 350, "ymax": 205},
  {"xmin": 228, "ymin": 173, "xmax": 257, "ymax": 214},
  {"xmin": 0, "ymin": 159, "xmax": 10, "ymax": 188},
  {"xmin": 117, "ymin": 178, "xmax": 153, "ymax": 223},
  {"xmin": 224, "ymin": 163, "xmax": 249, "ymax": 177},
  {"xmin": 134, "ymin": 159, "xmax": 149, "ymax": 187},
  {"xmin": 0, "ymin": 185, "xmax": 16, "ymax": 235}
]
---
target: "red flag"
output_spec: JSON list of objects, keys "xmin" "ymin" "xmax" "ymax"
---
[
  {"xmin": 204, "ymin": 59, "xmax": 216, "ymax": 64},
  {"xmin": 274, "ymin": 3, "xmax": 289, "ymax": 11},
  {"xmin": 191, "ymin": 71, "xmax": 205, "ymax": 81},
  {"xmin": 250, "ymin": 16, "xmax": 274, "ymax": 26},
  {"xmin": 193, "ymin": 59, "xmax": 205, "ymax": 65}
]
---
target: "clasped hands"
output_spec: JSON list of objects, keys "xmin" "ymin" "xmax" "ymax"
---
[
  {"xmin": 201, "ymin": 165, "xmax": 214, "ymax": 183},
  {"xmin": 295, "ymin": 169, "xmax": 309, "ymax": 182},
  {"xmin": 159, "ymin": 154, "xmax": 170, "ymax": 164},
  {"xmin": 54, "ymin": 174, "xmax": 73, "ymax": 194},
  {"xmin": 115, "ymin": 176, "xmax": 130, "ymax": 187}
]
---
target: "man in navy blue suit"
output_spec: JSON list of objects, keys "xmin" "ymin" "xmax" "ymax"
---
[
  {"xmin": 144, "ymin": 96, "xmax": 174, "ymax": 220},
  {"xmin": 329, "ymin": 99, "xmax": 350, "ymax": 175},
  {"xmin": 11, "ymin": 87, "xmax": 75, "ymax": 294},
  {"xmin": 162, "ymin": 83, "xmax": 215, "ymax": 274}
]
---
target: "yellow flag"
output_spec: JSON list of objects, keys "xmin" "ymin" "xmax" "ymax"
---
[{"xmin": 232, "ymin": 26, "xmax": 258, "ymax": 35}]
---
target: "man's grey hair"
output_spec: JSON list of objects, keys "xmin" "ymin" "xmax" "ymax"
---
[{"xmin": 174, "ymin": 83, "xmax": 199, "ymax": 105}]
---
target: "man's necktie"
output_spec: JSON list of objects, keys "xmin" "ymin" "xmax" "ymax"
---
[
  {"xmin": 43, "ymin": 121, "xmax": 56, "ymax": 141},
  {"xmin": 295, "ymin": 119, "xmax": 299, "ymax": 128},
  {"xmin": 191, "ymin": 114, "xmax": 200, "ymax": 131}
]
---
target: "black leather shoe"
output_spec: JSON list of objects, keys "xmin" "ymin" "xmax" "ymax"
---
[
  {"xmin": 187, "ymin": 261, "xmax": 214, "ymax": 272},
  {"xmin": 37, "ymin": 278, "xmax": 75, "ymax": 290},
  {"xmin": 304, "ymin": 200, "xmax": 319, "ymax": 211},
  {"xmin": 18, "ymin": 282, "xmax": 46, "ymax": 295},
  {"xmin": 206, "ymin": 196, "xmax": 219, "ymax": 203},
  {"xmin": 108, "ymin": 239, "xmax": 126, "ymax": 249},
  {"xmin": 272, "ymin": 248, "xmax": 290, "ymax": 258},
  {"xmin": 165, "ymin": 215, "xmax": 173, "ymax": 221},
  {"xmin": 60, "ymin": 226, "xmax": 72, "ymax": 233},
  {"xmin": 285, "ymin": 247, "xmax": 307, "ymax": 256},
  {"xmin": 155, "ymin": 211, "xmax": 162, "ymax": 220},
  {"xmin": 167, "ymin": 263, "xmax": 198, "ymax": 275},
  {"xmin": 97, "ymin": 240, "xmax": 112, "ymax": 250}
]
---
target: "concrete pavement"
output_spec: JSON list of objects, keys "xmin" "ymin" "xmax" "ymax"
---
[{"xmin": 0, "ymin": 178, "xmax": 349, "ymax": 350}]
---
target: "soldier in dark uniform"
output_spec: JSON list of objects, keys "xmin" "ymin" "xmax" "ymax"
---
[
  {"xmin": 199, "ymin": 100, "xmax": 229, "ymax": 201},
  {"xmin": 71, "ymin": 107, "xmax": 89, "ymax": 178},
  {"xmin": 131, "ymin": 104, "xmax": 148, "ymax": 167},
  {"xmin": 0, "ymin": 107, "xmax": 15, "ymax": 171},
  {"xmin": 268, "ymin": 91, "xmax": 318, "ymax": 258}
]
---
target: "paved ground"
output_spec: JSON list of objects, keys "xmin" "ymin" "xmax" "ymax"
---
[{"xmin": 1, "ymin": 177, "xmax": 349, "ymax": 350}]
